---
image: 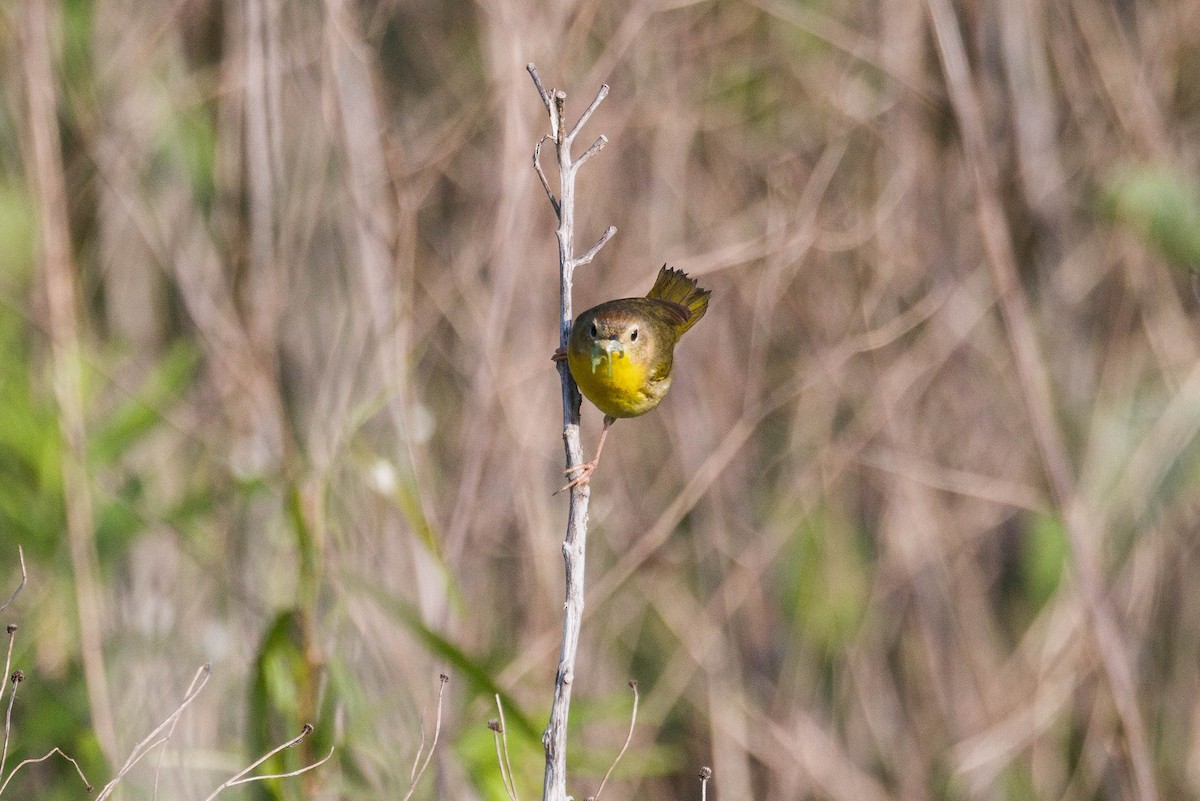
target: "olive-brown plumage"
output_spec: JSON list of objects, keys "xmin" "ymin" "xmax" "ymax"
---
[{"xmin": 556, "ymin": 265, "xmax": 710, "ymax": 490}]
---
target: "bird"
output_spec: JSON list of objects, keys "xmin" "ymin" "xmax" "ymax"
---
[{"xmin": 553, "ymin": 265, "xmax": 711, "ymax": 491}]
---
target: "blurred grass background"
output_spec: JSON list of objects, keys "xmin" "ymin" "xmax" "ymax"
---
[{"xmin": 3, "ymin": 0, "xmax": 1200, "ymax": 799}]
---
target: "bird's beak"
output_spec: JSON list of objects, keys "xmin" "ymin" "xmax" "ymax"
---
[{"xmin": 590, "ymin": 339, "xmax": 624, "ymax": 377}]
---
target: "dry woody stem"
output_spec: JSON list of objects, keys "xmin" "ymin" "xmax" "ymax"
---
[
  {"xmin": 924, "ymin": 2, "xmax": 1159, "ymax": 800},
  {"xmin": 526, "ymin": 63, "xmax": 617, "ymax": 801}
]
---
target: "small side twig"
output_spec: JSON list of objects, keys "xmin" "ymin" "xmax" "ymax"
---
[
  {"xmin": 575, "ymin": 225, "xmax": 617, "ymax": 269},
  {"xmin": 400, "ymin": 674, "xmax": 449, "ymax": 801},
  {"xmin": 568, "ymin": 85, "xmax": 610, "ymax": 145},
  {"xmin": 699, "ymin": 766, "xmax": 712, "ymax": 801},
  {"xmin": 573, "ymin": 135, "xmax": 608, "ymax": 171},
  {"xmin": 533, "ymin": 136, "xmax": 559, "ymax": 216},
  {"xmin": 527, "ymin": 63, "xmax": 552, "ymax": 116},
  {"xmin": 0, "ymin": 548, "xmax": 25, "ymax": 615},
  {"xmin": 588, "ymin": 681, "xmax": 639, "ymax": 801}
]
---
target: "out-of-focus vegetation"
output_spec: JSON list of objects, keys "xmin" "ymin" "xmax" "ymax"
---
[{"xmin": 3, "ymin": 0, "xmax": 1200, "ymax": 799}]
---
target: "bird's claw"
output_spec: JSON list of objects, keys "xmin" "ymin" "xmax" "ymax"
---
[
  {"xmin": 551, "ymin": 347, "xmax": 568, "ymax": 363},
  {"xmin": 556, "ymin": 460, "xmax": 598, "ymax": 494}
]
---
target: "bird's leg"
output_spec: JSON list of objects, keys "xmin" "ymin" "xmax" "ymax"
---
[
  {"xmin": 558, "ymin": 415, "xmax": 615, "ymax": 493},
  {"xmin": 551, "ymin": 347, "xmax": 567, "ymax": 362}
]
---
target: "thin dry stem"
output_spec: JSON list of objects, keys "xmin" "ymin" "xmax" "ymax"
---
[
  {"xmin": 19, "ymin": 0, "xmax": 117, "ymax": 762},
  {"xmin": 925, "ymin": 2, "xmax": 1159, "ymax": 799},
  {"xmin": 219, "ymin": 745, "xmax": 335, "ymax": 789},
  {"xmin": 151, "ymin": 663, "xmax": 212, "ymax": 801},
  {"xmin": 400, "ymin": 674, "xmax": 448, "ymax": 801},
  {"xmin": 590, "ymin": 681, "xmax": 639, "ymax": 801},
  {"xmin": 495, "ymin": 695, "xmax": 520, "ymax": 801},
  {"xmin": 95, "ymin": 664, "xmax": 212, "ymax": 801},
  {"xmin": 0, "ymin": 747, "xmax": 91, "ymax": 797},
  {"xmin": 0, "ymin": 673, "xmax": 17, "ymax": 781},
  {"xmin": 489, "ymin": 718, "xmax": 518, "ymax": 801},
  {"xmin": 201, "ymin": 723, "xmax": 321, "ymax": 801},
  {"xmin": 0, "ymin": 632, "xmax": 14, "ymax": 714},
  {"xmin": 0, "ymin": 548, "xmax": 25, "ymax": 615}
]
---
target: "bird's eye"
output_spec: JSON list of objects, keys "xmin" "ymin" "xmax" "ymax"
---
[
  {"xmin": 589, "ymin": 322, "xmax": 598, "ymax": 337},
  {"xmin": 630, "ymin": 327, "xmax": 638, "ymax": 342}
]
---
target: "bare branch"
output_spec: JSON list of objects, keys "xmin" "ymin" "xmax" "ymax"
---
[
  {"xmin": 401, "ymin": 674, "xmax": 449, "ymax": 801},
  {"xmin": 575, "ymin": 226, "xmax": 618, "ymax": 269},
  {"xmin": 0, "ymin": 548, "xmax": 25, "ymax": 615},
  {"xmin": 527, "ymin": 63, "xmax": 616, "ymax": 801},
  {"xmin": 699, "ymin": 767, "xmax": 712, "ymax": 801},
  {"xmin": 567, "ymin": 84, "xmax": 610, "ymax": 145},
  {"xmin": 590, "ymin": 681, "xmax": 639, "ymax": 801},
  {"xmin": 0, "ymin": 747, "xmax": 91, "ymax": 797},
  {"xmin": 573, "ymin": 135, "xmax": 608, "ymax": 171}
]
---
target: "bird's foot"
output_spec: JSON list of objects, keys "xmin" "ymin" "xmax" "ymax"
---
[{"xmin": 556, "ymin": 459, "xmax": 598, "ymax": 494}]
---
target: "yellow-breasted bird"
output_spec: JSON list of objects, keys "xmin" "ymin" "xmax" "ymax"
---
[{"xmin": 553, "ymin": 265, "xmax": 711, "ymax": 490}]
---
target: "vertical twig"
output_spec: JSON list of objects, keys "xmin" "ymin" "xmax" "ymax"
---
[
  {"xmin": 18, "ymin": 0, "xmax": 117, "ymax": 763},
  {"xmin": 699, "ymin": 766, "xmax": 712, "ymax": 801},
  {"xmin": 923, "ymin": 2, "xmax": 1158, "ymax": 800},
  {"xmin": 526, "ymin": 63, "xmax": 617, "ymax": 801}
]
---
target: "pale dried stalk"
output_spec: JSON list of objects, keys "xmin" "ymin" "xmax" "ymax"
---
[
  {"xmin": 94, "ymin": 664, "xmax": 212, "ymax": 801},
  {"xmin": 527, "ymin": 63, "xmax": 617, "ymax": 801},
  {"xmin": 0, "ymin": 747, "xmax": 91, "ymax": 797},
  {"xmin": 489, "ymin": 696, "xmax": 520, "ymax": 801},
  {"xmin": 0, "ymin": 672, "xmax": 19, "ymax": 782},
  {"xmin": 589, "ymin": 680, "xmax": 638, "ymax": 801},
  {"xmin": 0, "ymin": 548, "xmax": 25, "ymax": 616},
  {"xmin": 924, "ymin": 2, "xmax": 1158, "ymax": 800},
  {"xmin": 18, "ymin": 0, "xmax": 117, "ymax": 763},
  {"xmin": 201, "ymin": 724, "xmax": 330, "ymax": 801},
  {"xmin": 400, "ymin": 674, "xmax": 449, "ymax": 801}
]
